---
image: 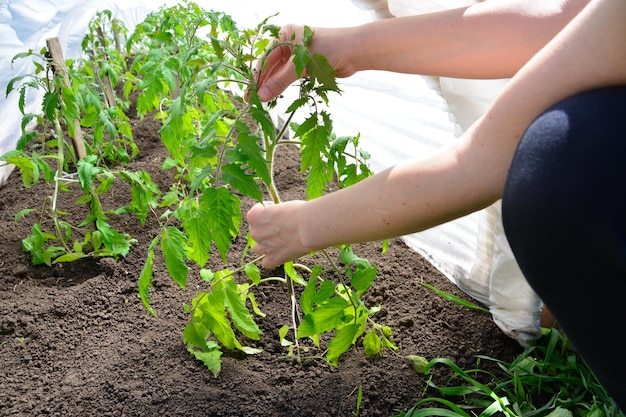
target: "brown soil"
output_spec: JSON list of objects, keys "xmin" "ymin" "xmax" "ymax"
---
[{"xmin": 0, "ymin": 97, "xmax": 522, "ymax": 416}]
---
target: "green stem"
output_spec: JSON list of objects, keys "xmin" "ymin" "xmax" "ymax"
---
[
  {"xmin": 51, "ymin": 112, "xmax": 71, "ymax": 253},
  {"xmin": 257, "ymin": 277, "xmax": 287, "ymax": 285},
  {"xmin": 322, "ymin": 249, "xmax": 360, "ymax": 320}
]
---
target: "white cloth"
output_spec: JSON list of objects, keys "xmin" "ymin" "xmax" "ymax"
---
[{"xmin": 351, "ymin": 0, "xmax": 542, "ymax": 344}]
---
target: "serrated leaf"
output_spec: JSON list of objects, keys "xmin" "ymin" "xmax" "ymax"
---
[
  {"xmin": 188, "ymin": 346, "xmax": 222, "ymax": 378},
  {"xmin": 42, "ymin": 91, "xmax": 59, "ymax": 121},
  {"xmin": 3, "ymin": 151, "xmax": 37, "ymax": 187},
  {"xmin": 95, "ymin": 218, "xmax": 133, "ymax": 258},
  {"xmin": 235, "ymin": 129, "xmax": 271, "ymax": 187},
  {"xmin": 306, "ymin": 159, "xmax": 327, "ymax": 199},
  {"xmin": 285, "ymin": 96, "xmax": 308, "ymax": 114},
  {"xmin": 350, "ymin": 266, "xmax": 378, "ymax": 294},
  {"xmin": 200, "ymin": 187, "xmax": 241, "ymax": 262},
  {"xmin": 181, "ymin": 205, "xmax": 211, "ymax": 268},
  {"xmin": 292, "ymin": 44, "xmax": 309, "ymax": 78},
  {"xmin": 161, "ymin": 226, "xmax": 189, "ymax": 290},
  {"xmin": 299, "ymin": 118, "xmax": 330, "ymax": 174},
  {"xmin": 77, "ymin": 157, "xmax": 100, "ymax": 192},
  {"xmin": 221, "ymin": 163, "xmax": 262, "ymax": 201},
  {"xmin": 248, "ymin": 105, "xmax": 276, "ymax": 144},
  {"xmin": 224, "ymin": 280, "xmax": 262, "ymax": 340},
  {"xmin": 198, "ymin": 290, "xmax": 241, "ymax": 351},
  {"xmin": 307, "ymin": 53, "xmax": 339, "ymax": 92},
  {"xmin": 326, "ymin": 323, "xmax": 358, "ymax": 366},
  {"xmin": 315, "ymin": 279, "xmax": 336, "ymax": 304},
  {"xmin": 183, "ymin": 320, "xmax": 210, "ymax": 351}
]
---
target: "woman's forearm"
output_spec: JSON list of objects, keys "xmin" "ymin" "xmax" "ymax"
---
[
  {"xmin": 297, "ymin": 0, "xmax": 626, "ymax": 254},
  {"xmin": 313, "ymin": 0, "xmax": 589, "ymax": 79}
]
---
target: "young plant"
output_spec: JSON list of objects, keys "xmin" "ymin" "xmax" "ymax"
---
[
  {"xmin": 3, "ymin": 32, "xmax": 140, "ymax": 265},
  {"xmin": 3, "ymin": 1, "xmax": 395, "ymax": 375},
  {"xmin": 79, "ymin": 10, "xmax": 137, "ymax": 165},
  {"xmin": 125, "ymin": 2, "xmax": 394, "ymax": 375},
  {"xmin": 396, "ymin": 328, "xmax": 625, "ymax": 417}
]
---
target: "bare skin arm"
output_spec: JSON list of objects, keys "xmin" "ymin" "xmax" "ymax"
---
[
  {"xmin": 248, "ymin": 0, "xmax": 626, "ymax": 269},
  {"xmin": 255, "ymin": 0, "xmax": 590, "ymax": 101}
]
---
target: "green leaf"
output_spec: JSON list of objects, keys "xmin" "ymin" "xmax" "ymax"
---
[
  {"xmin": 299, "ymin": 265, "xmax": 323, "ymax": 315},
  {"xmin": 53, "ymin": 252, "xmax": 86, "ymax": 263},
  {"xmin": 224, "ymin": 280, "xmax": 262, "ymax": 340},
  {"xmin": 139, "ymin": 240, "xmax": 158, "ymax": 316},
  {"xmin": 235, "ymin": 128, "xmax": 271, "ymax": 187},
  {"xmin": 298, "ymin": 297, "xmax": 349, "ymax": 338},
  {"xmin": 183, "ymin": 320, "xmax": 210, "ymax": 351},
  {"xmin": 283, "ymin": 261, "xmax": 306, "ymax": 286},
  {"xmin": 188, "ymin": 346, "xmax": 222, "ymax": 378},
  {"xmin": 278, "ymin": 325, "xmax": 293, "ymax": 347},
  {"xmin": 181, "ymin": 205, "xmax": 211, "ymax": 268},
  {"xmin": 326, "ymin": 323, "xmax": 359, "ymax": 366},
  {"xmin": 306, "ymin": 53, "xmax": 339, "ymax": 92},
  {"xmin": 2, "ymin": 151, "xmax": 37, "ymax": 187},
  {"xmin": 14, "ymin": 208, "xmax": 35, "ymax": 222},
  {"xmin": 77, "ymin": 157, "xmax": 100, "ymax": 192},
  {"xmin": 407, "ymin": 355, "xmax": 430, "ymax": 374},
  {"xmin": 306, "ymin": 159, "xmax": 328, "ymax": 199},
  {"xmin": 247, "ymin": 292, "xmax": 265, "ymax": 318},
  {"xmin": 244, "ymin": 263, "xmax": 261, "ymax": 285},
  {"xmin": 292, "ymin": 44, "xmax": 309, "ymax": 78},
  {"xmin": 421, "ymin": 282, "xmax": 489, "ymax": 313},
  {"xmin": 363, "ymin": 330, "xmax": 382, "ymax": 358},
  {"xmin": 200, "ymin": 187, "xmax": 241, "ymax": 262},
  {"xmin": 350, "ymin": 266, "xmax": 378, "ymax": 294},
  {"xmin": 161, "ymin": 226, "xmax": 190, "ymax": 290},
  {"xmin": 197, "ymin": 291, "xmax": 241, "ymax": 351},
  {"xmin": 221, "ymin": 163, "xmax": 262, "ymax": 201},
  {"xmin": 42, "ymin": 91, "xmax": 60, "ymax": 121},
  {"xmin": 94, "ymin": 218, "xmax": 133, "ymax": 258},
  {"xmin": 315, "ymin": 279, "xmax": 336, "ymax": 304}
]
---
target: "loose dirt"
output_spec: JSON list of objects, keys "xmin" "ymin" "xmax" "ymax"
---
[{"xmin": 0, "ymin": 98, "xmax": 522, "ymax": 416}]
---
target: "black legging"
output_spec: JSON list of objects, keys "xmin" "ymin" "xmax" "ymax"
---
[{"xmin": 502, "ymin": 86, "xmax": 626, "ymax": 411}]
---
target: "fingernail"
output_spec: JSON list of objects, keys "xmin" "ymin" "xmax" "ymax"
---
[{"xmin": 258, "ymin": 87, "xmax": 269, "ymax": 101}]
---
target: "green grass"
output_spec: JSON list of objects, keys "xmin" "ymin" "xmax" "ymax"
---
[{"xmin": 394, "ymin": 324, "xmax": 623, "ymax": 417}]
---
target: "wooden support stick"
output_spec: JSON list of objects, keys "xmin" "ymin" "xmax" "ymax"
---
[{"xmin": 45, "ymin": 37, "xmax": 87, "ymax": 160}]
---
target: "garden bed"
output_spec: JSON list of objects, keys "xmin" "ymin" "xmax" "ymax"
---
[{"xmin": 0, "ymin": 106, "xmax": 521, "ymax": 416}]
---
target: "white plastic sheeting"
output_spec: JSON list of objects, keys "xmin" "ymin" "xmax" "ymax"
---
[{"xmin": 0, "ymin": 0, "xmax": 542, "ymax": 344}]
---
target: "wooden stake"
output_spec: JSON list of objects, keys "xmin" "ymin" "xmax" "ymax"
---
[{"xmin": 45, "ymin": 37, "xmax": 87, "ymax": 160}]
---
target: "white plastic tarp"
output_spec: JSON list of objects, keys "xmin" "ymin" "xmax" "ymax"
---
[{"xmin": 0, "ymin": 0, "xmax": 542, "ymax": 344}]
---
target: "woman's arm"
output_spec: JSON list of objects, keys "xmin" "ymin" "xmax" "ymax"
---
[
  {"xmin": 248, "ymin": 0, "xmax": 626, "ymax": 269},
  {"xmin": 255, "ymin": 0, "xmax": 589, "ymax": 101}
]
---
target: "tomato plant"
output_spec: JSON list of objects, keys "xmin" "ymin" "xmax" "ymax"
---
[
  {"xmin": 2, "ymin": 1, "xmax": 396, "ymax": 376},
  {"xmin": 2, "ymin": 27, "xmax": 139, "ymax": 265}
]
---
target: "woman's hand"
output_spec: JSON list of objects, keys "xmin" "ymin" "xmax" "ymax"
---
[{"xmin": 246, "ymin": 200, "xmax": 314, "ymax": 269}]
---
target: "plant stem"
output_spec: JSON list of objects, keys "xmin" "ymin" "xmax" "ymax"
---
[
  {"xmin": 322, "ymin": 249, "xmax": 360, "ymax": 320},
  {"xmin": 51, "ymin": 113, "xmax": 71, "ymax": 253}
]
